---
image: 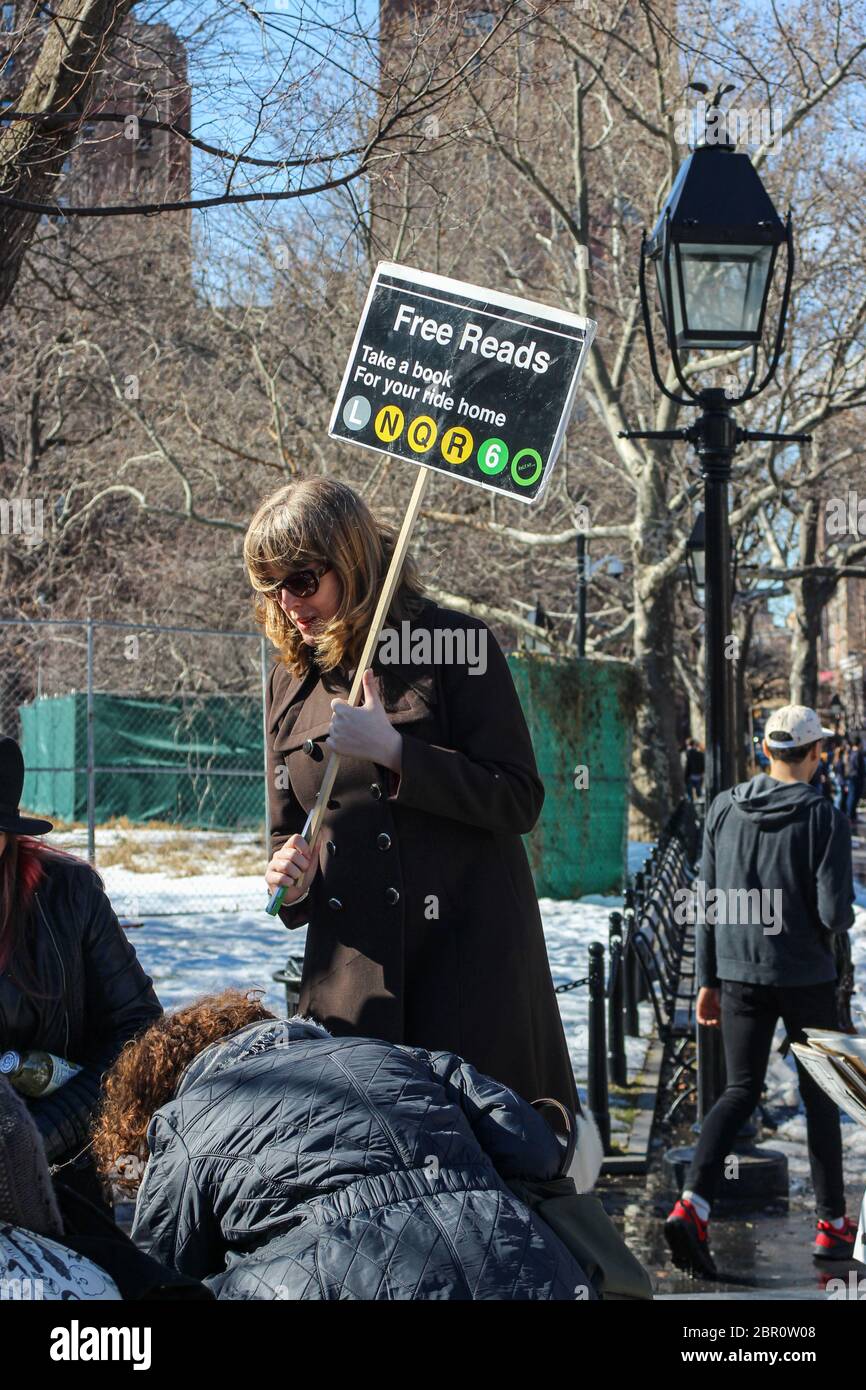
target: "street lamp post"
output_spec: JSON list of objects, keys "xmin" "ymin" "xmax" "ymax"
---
[{"xmin": 620, "ymin": 100, "xmax": 812, "ymax": 1121}]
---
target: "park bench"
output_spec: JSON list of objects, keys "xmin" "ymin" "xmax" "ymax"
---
[{"xmin": 624, "ymin": 808, "xmax": 700, "ymax": 1122}]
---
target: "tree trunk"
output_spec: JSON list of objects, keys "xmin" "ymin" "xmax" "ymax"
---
[
  {"xmin": 629, "ymin": 464, "xmax": 684, "ymax": 837},
  {"xmin": 0, "ymin": 0, "xmax": 135, "ymax": 311},
  {"xmin": 733, "ymin": 604, "xmax": 756, "ymax": 781},
  {"xmin": 630, "ymin": 571, "xmax": 684, "ymax": 837},
  {"xmin": 788, "ymin": 495, "xmax": 836, "ymax": 707}
]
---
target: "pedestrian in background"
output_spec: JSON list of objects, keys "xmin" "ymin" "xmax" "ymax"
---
[
  {"xmin": 664, "ymin": 706, "xmax": 858, "ymax": 1278},
  {"xmin": 832, "ymin": 741, "xmax": 848, "ymax": 812},
  {"xmin": 684, "ymin": 738, "xmax": 705, "ymax": 802},
  {"xmin": 845, "ymin": 735, "xmax": 865, "ymax": 830}
]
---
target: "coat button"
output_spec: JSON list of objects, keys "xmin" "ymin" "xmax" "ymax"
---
[
  {"xmin": 326, "ymin": 841, "xmax": 337, "ymax": 856},
  {"xmin": 377, "ymin": 833, "xmax": 392, "ymax": 851},
  {"xmin": 385, "ymin": 887, "xmax": 400, "ymax": 906},
  {"xmin": 328, "ymin": 897, "xmax": 343, "ymax": 911},
  {"xmin": 302, "ymin": 738, "xmax": 315, "ymax": 755},
  {"xmin": 370, "ymin": 783, "xmax": 382, "ymax": 800}
]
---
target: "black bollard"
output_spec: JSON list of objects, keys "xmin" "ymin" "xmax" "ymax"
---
[
  {"xmin": 634, "ymin": 868, "xmax": 646, "ymax": 911},
  {"xmin": 608, "ymin": 908, "xmax": 623, "ymax": 954},
  {"xmin": 607, "ymin": 931, "xmax": 627, "ymax": 1087},
  {"xmin": 621, "ymin": 911, "xmax": 641, "ymax": 1037},
  {"xmin": 587, "ymin": 941, "xmax": 611, "ymax": 1153},
  {"xmin": 272, "ymin": 954, "xmax": 304, "ymax": 1018}
]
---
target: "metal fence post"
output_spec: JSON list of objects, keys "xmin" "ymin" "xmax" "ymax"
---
[
  {"xmin": 587, "ymin": 941, "xmax": 610, "ymax": 1152},
  {"xmin": 607, "ymin": 916, "xmax": 627, "ymax": 1086},
  {"xmin": 86, "ymin": 616, "xmax": 96, "ymax": 866}
]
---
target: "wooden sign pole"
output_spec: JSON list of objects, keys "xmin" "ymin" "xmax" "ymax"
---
[{"xmin": 266, "ymin": 464, "xmax": 431, "ymax": 916}]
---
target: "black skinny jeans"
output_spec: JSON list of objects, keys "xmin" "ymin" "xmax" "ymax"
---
[{"xmin": 685, "ymin": 979, "xmax": 845, "ymax": 1219}]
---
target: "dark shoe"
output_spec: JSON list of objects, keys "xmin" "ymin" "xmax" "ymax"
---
[
  {"xmin": 664, "ymin": 1198, "xmax": 717, "ymax": 1279},
  {"xmin": 813, "ymin": 1217, "xmax": 857, "ymax": 1261}
]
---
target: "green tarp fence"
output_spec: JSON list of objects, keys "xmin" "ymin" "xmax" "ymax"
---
[
  {"xmin": 19, "ymin": 655, "xmax": 639, "ymax": 895},
  {"xmin": 508, "ymin": 654, "xmax": 640, "ymax": 898},
  {"xmin": 19, "ymin": 692, "xmax": 264, "ymax": 830}
]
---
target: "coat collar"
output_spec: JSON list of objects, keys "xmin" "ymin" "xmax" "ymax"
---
[
  {"xmin": 176, "ymin": 1017, "xmax": 332, "ymax": 1095},
  {"xmin": 269, "ymin": 647, "xmax": 437, "ymax": 755}
]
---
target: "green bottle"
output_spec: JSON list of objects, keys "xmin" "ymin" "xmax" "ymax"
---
[{"xmin": 0, "ymin": 1049, "xmax": 82, "ymax": 1097}]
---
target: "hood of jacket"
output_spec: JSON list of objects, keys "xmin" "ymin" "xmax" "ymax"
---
[
  {"xmin": 729, "ymin": 772, "xmax": 821, "ymax": 828},
  {"xmin": 176, "ymin": 1016, "xmax": 331, "ymax": 1095}
]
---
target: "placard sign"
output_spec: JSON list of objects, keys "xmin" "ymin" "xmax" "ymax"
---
[{"xmin": 329, "ymin": 262, "xmax": 597, "ymax": 504}]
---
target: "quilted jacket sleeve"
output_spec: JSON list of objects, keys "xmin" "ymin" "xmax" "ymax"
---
[
  {"xmin": 427, "ymin": 1051, "xmax": 567, "ymax": 1181},
  {"xmin": 132, "ymin": 1109, "xmax": 223, "ymax": 1280},
  {"xmin": 387, "ymin": 619, "xmax": 544, "ymax": 835},
  {"xmin": 29, "ymin": 866, "xmax": 162, "ymax": 1164}
]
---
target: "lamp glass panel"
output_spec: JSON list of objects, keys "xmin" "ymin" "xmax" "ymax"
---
[
  {"xmin": 654, "ymin": 257, "xmax": 681, "ymax": 339},
  {"xmin": 691, "ymin": 549, "xmax": 706, "ymax": 588},
  {"xmin": 675, "ymin": 242, "xmax": 773, "ymax": 346}
]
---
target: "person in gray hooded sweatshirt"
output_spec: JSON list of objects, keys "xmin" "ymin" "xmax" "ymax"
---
[{"xmin": 665, "ymin": 705, "xmax": 858, "ymax": 1279}]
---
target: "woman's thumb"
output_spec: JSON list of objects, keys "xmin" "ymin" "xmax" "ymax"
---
[{"xmin": 362, "ymin": 667, "xmax": 380, "ymax": 704}]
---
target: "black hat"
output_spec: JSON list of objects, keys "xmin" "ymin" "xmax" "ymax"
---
[{"xmin": 0, "ymin": 737, "xmax": 53, "ymax": 836}]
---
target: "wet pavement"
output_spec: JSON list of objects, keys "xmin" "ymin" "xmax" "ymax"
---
[{"xmin": 599, "ymin": 1142, "xmax": 865, "ymax": 1301}]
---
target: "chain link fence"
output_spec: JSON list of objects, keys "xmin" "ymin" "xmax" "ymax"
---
[{"xmin": 0, "ymin": 618, "xmax": 270, "ymax": 916}]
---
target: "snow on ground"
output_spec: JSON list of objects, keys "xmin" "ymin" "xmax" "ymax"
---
[
  {"xmin": 52, "ymin": 827, "xmax": 866, "ymax": 1172},
  {"xmin": 117, "ymin": 890, "xmax": 653, "ymax": 1093}
]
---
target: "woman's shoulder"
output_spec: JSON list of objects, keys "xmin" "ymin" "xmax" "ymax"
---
[
  {"xmin": 412, "ymin": 599, "xmax": 493, "ymax": 638},
  {"xmin": 37, "ymin": 846, "xmax": 104, "ymax": 903},
  {"xmin": 270, "ymin": 655, "xmax": 318, "ymax": 699}
]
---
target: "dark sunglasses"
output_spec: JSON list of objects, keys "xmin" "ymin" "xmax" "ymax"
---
[{"xmin": 263, "ymin": 562, "xmax": 331, "ymax": 600}]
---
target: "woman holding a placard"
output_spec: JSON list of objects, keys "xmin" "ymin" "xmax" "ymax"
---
[{"xmin": 246, "ymin": 476, "xmax": 577, "ymax": 1113}]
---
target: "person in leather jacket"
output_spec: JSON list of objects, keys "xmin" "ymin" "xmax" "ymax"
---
[{"xmin": 0, "ymin": 737, "xmax": 162, "ymax": 1202}]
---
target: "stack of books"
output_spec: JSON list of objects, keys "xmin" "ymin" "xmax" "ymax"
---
[
  {"xmin": 791, "ymin": 1029, "xmax": 866, "ymax": 1128},
  {"xmin": 791, "ymin": 1028, "xmax": 866, "ymax": 1262}
]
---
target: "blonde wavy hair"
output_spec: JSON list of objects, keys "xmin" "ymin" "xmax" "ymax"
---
[{"xmin": 244, "ymin": 477, "xmax": 426, "ymax": 675}]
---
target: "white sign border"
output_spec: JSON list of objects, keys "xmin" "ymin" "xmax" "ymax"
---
[{"xmin": 328, "ymin": 261, "xmax": 598, "ymax": 507}]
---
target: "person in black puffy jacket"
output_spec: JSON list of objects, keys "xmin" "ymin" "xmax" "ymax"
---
[
  {"xmin": 0, "ymin": 737, "xmax": 162, "ymax": 1204},
  {"xmin": 94, "ymin": 989, "xmax": 603, "ymax": 1301}
]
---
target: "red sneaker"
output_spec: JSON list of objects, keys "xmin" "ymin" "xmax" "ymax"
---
[
  {"xmin": 664, "ymin": 1197, "xmax": 717, "ymax": 1279},
  {"xmin": 813, "ymin": 1216, "xmax": 857, "ymax": 1261}
]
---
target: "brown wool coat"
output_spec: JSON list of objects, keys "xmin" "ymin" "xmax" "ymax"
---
[{"xmin": 265, "ymin": 601, "xmax": 577, "ymax": 1112}]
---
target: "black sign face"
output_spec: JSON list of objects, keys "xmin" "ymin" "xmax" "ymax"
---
[{"xmin": 329, "ymin": 263, "xmax": 596, "ymax": 504}]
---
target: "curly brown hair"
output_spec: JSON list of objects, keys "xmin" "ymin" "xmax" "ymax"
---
[{"xmin": 92, "ymin": 988, "xmax": 275, "ymax": 1189}]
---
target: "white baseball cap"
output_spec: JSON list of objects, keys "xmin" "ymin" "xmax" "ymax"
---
[{"xmin": 764, "ymin": 704, "xmax": 834, "ymax": 749}]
